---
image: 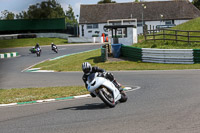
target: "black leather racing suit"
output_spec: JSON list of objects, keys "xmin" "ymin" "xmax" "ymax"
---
[{"xmin": 82, "ymin": 66, "xmax": 105, "ymax": 88}]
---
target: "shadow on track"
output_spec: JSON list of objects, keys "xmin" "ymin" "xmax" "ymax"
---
[{"xmin": 57, "ymin": 103, "xmax": 110, "ymax": 111}]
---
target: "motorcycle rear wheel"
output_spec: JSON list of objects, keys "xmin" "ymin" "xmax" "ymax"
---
[{"xmin": 98, "ymin": 87, "xmax": 115, "ymax": 108}]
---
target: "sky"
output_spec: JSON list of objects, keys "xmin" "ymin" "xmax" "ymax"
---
[{"xmin": 0, "ymin": 0, "xmax": 193, "ymax": 18}]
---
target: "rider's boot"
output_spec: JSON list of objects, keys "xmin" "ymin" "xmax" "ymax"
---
[
  {"xmin": 112, "ymin": 80, "xmax": 124, "ymax": 92},
  {"xmin": 90, "ymin": 92, "xmax": 96, "ymax": 98}
]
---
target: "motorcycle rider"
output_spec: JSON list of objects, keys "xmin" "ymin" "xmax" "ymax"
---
[
  {"xmin": 51, "ymin": 42, "xmax": 57, "ymax": 50},
  {"xmin": 82, "ymin": 62, "xmax": 123, "ymax": 97},
  {"xmin": 35, "ymin": 43, "xmax": 40, "ymax": 49}
]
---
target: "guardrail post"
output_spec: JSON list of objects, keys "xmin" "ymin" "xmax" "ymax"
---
[{"xmin": 101, "ymin": 44, "xmax": 108, "ymax": 62}]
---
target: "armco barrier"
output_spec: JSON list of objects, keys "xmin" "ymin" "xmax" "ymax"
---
[
  {"xmin": 0, "ymin": 52, "xmax": 19, "ymax": 59},
  {"xmin": 142, "ymin": 48, "xmax": 194, "ymax": 64},
  {"xmin": 121, "ymin": 45, "xmax": 142, "ymax": 61},
  {"xmin": 121, "ymin": 45, "xmax": 200, "ymax": 64}
]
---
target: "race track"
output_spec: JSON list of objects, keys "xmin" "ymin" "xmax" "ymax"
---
[
  {"xmin": 1, "ymin": 44, "xmax": 200, "ymax": 133},
  {"xmin": 0, "ymin": 44, "xmax": 102, "ymax": 89}
]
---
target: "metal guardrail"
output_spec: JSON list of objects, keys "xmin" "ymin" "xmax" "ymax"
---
[
  {"xmin": 142, "ymin": 48, "xmax": 194, "ymax": 64},
  {"xmin": 120, "ymin": 45, "xmax": 200, "ymax": 64}
]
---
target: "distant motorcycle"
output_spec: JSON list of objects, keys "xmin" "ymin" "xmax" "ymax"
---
[
  {"xmin": 86, "ymin": 72, "xmax": 128, "ymax": 108},
  {"xmin": 36, "ymin": 47, "xmax": 41, "ymax": 57},
  {"xmin": 52, "ymin": 45, "xmax": 58, "ymax": 53},
  {"xmin": 29, "ymin": 47, "xmax": 37, "ymax": 53}
]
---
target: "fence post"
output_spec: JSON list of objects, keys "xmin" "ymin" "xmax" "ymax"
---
[
  {"xmin": 153, "ymin": 29, "xmax": 155, "ymax": 42},
  {"xmin": 187, "ymin": 31, "xmax": 190, "ymax": 44},
  {"xmin": 150, "ymin": 25, "xmax": 151, "ymax": 34},
  {"xmin": 163, "ymin": 29, "xmax": 165, "ymax": 42},
  {"xmin": 175, "ymin": 30, "xmax": 177, "ymax": 43}
]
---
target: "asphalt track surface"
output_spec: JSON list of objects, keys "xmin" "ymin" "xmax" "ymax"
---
[
  {"xmin": 1, "ymin": 44, "xmax": 200, "ymax": 133},
  {"xmin": 0, "ymin": 44, "xmax": 102, "ymax": 89}
]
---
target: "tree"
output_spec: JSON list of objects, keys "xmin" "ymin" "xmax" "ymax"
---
[
  {"xmin": 66, "ymin": 5, "xmax": 77, "ymax": 24},
  {"xmin": 17, "ymin": 0, "xmax": 65, "ymax": 19},
  {"xmin": 0, "ymin": 10, "xmax": 15, "ymax": 20},
  {"xmin": 192, "ymin": 0, "xmax": 200, "ymax": 10},
  {"xmin": 98, "ymin": 0, "xmax": 116, "ymax": 4},
  {"xmin": 16, "ymin": 11, "xmax": 28, "ymax": 19}
]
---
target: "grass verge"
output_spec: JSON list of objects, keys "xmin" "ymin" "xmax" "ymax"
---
[
  {"xmin": 34, "ymin": 49, "xmax": 200, "ymax": 71},
  {"xmin": 0, "ymin": 86, "xmax": 88, "ymax": 104},
  {"xmin": 0, "ymin": 37, "xmax": 68, "ymax": 49},
  {"xmin": 134, "ymin": 17, "xmax": 200, "ymax": 49}
]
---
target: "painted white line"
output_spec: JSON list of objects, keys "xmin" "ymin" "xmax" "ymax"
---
[
  {"xmin": 29, "ymin": 68, "xmax": 40, "ymax": 70},
  {"xmin": 74, "ymin": 94, "xmax": 91, "ymax": 99},
  {"xmin": 0, "ymin": 103, "xmax": 17, "ymax": 107},
  {"xmin": 124, "ymin": 86, "xmax": 141, "ymax": 92},
  {"xmin": 21, "ymin": 59, "xmax": 50, "ymax": 72},
  {"xmin": 32, "ymin": 70, "xmax": 54, "ymax": 72},
  {"xmin": 124, "ymin": 87, "xmax": 132, "ymax": 90},
  {"xmin": 37, "ymin": 99, "xmax": 56, "ymax": 103}
]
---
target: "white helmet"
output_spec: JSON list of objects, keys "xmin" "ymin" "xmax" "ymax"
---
[{"xmin": 82, "ymin": 62, "xmax": 92, "ymax": 75}]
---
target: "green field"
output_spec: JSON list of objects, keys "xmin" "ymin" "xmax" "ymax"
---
[{"xmin": 0, "ymin": 37, "xmax": 68, "ymax": 48}]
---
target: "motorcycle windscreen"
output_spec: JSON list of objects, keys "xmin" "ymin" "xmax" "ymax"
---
[{"xmin": 87, "ymin": 73, "xmax": 96, "ymax": 83}]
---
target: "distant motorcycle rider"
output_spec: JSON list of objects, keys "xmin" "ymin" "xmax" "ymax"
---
[
  {"xmin": 35, "ymin": 43, "xmax": 40, "ymax": 49},
  {"xmin": 51, "ymin": 42, "xmax": 57, "ymax": 50},
  {"xmin": 82, "ymin": 62, "xmax": 123, "ymax": 97}
]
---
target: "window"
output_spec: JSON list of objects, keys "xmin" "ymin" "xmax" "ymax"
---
[
  {"xmin": 93, "ymin": 24, "xmax": 98, "ymax": 28},
  {"xmin": 165, "ymin": 20, "xmax": 172, "ymax": 25},
  {"xmin": 112, "ymin": 28, "xmax": 127, "ymax": 38},
  {"xmin": 137, "ymin": 22, "xmax": 143, "ymax": 27},
  {"xmin": 87, "ymin": 24, "xmax": 99, "ymax": 29},
  {"xmin": 87, "ymin": 24, "xmax": 93, "ymax": 29}
]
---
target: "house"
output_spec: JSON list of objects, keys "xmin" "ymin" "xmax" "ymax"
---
[{"xmin": 79, "ymin": 0, "xmax": 200, "ymax": 38}]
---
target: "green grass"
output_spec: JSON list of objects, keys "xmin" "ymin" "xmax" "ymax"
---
[
  {"xmin": 134, "ymin": 17, "xmax": 200, "ymax": 49},
  {"xmin": 0, "ymin": 86, "xmax": 87, "ymax": 104},
  {"xmin": 34, "ymin": 49, "xmax": 200, "ymax": 71},
  {"xmin": 0, "ymin": 37, "xmax": 68, "ymax": 48}
]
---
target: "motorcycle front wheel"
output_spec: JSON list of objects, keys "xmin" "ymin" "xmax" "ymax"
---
[
  {"xmin": 98, "ymin": 87, "xmax": 115, "ymax": 108},
  {"xmin": 119, "ymin": 91, "xmax": 128, "ymax": 103}
]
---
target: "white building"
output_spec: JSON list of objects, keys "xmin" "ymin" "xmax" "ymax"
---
[{"xmin": 79, "ymin": 1, "xmax": 200, "ymax": 38}]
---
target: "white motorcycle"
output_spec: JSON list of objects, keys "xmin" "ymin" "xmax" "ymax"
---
[
  {"xmin": 52, "ymin": 45, "xmax": 58, "ymax": 53},
  {"xmin": 86, "ymin": 72, "xmax": 128, "ymax": 108}
]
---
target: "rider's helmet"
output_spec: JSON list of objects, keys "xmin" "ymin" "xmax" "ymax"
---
[
  {"xmin": 36, "ymin": 43, "xmax": 39, "ymax": 47},
  {"xmin": 82, "ymin": 62, "xmax": 92, "ymax": 75}
]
